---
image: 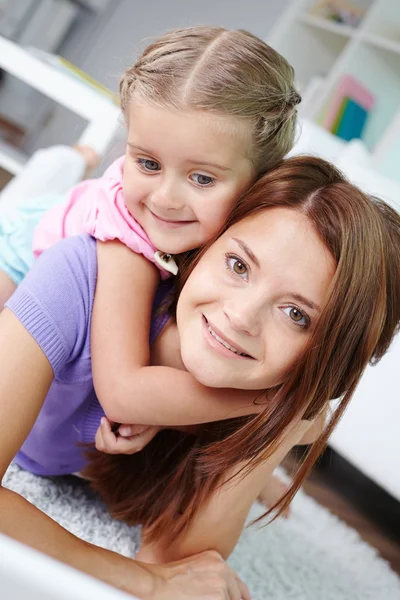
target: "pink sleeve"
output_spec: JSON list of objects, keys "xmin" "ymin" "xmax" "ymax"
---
[{"xmin": 33, "ymin": 157, "xmax": 171, "ymax": 280}]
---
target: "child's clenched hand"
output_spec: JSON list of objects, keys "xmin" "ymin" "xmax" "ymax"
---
[{"xmin": 95, "ymin": 417, "xmax": 160, "ymax": 455}]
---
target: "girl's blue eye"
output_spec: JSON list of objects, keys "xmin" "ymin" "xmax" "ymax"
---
[
  {"xmin": 226, "ymin": 254, "xmax": 248, "ymax": 279},
  {"xmin": 137, "ymin": 158, "xmax": 161, "ymax": 172},
  {"xmin": 191, "ymin": 173, "xmax": 215, "ymax": 186},
  {"xmin": 281, "ymin": 306, "xmax": 310, "ymax": 328}
]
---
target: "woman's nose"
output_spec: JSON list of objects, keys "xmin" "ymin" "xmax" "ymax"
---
[{"xmin": 223, "ymin": 301, "xmax": 261, "ymax": 337}]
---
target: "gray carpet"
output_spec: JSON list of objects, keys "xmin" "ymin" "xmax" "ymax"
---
[{"xmin": 4, "ymin": 462, "xmax": 400, "ymax": 600}]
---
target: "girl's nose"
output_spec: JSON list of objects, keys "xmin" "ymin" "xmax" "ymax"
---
[{"xmin": 150, "ymin": 177, "xmax": 182, "ymax": 211}]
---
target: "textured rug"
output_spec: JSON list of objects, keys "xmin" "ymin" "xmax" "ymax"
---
[{"xmin": 4, "ymin": 462, "xmax": 400, "ymax": 600}]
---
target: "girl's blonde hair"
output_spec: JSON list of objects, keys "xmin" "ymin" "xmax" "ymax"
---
[
  {"xmin": 84, "ymin": 156, "xmax": 400, "ymax": 543},
  {"xmin": 120, "ymin": 26, "xmax": 301, "ymax": 175}
]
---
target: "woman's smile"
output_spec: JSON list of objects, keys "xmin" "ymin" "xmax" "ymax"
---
[
  {"xmin": 202, "ymin": 315, "xmax": 254, "ymax": 360},
  {"xmin": 177, "ymin": 207, "xmax": 335, "ymax": 390}
]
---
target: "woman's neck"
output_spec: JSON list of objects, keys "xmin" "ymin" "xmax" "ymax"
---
[{"xmin": 150, "ymin": 319, "xmax": 186, "ymax": 371}]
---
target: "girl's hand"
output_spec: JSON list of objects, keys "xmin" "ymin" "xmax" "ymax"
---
[{"xmin": 95, "ymin": 417, "xmax": 160, "ymax": 455}]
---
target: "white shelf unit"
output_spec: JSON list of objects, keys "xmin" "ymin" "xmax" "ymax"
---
[
  {"xmin": 268, "ymin": 0, "xmax": 400, "ymax": 182},
  {"xmin": 0, "ymin": 36, "xmax": 121, "ymax": 176}
]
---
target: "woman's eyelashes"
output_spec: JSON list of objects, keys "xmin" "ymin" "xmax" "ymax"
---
[
  {"xmin": 280, "ymin": 305, "xmax": 310, "ymax": 329},
  {"xmin": 225, "ymin": 254, "xmax": 311, "ymax": 329},
  {"xmin": 225, "ymin": 254, "xmax": 249, "ymax": 280}
]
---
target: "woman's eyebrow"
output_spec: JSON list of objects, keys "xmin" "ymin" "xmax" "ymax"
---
[
  {"xmin": 232, "ymin": 237, "xmax": 260, "ymax": 268},
  {"xmin": 288, "ymin": 293, "xmax": 321, "ymax": 314},
  {"xmin": 232, "ymin": 237, "xmax": 321, "ymax": 312}
]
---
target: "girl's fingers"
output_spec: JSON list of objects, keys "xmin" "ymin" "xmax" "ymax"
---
[
  {"xmin": 119, "ymin": 423, "xmax": 148, "ymax": 437},
  {"xmin": 95, "ymin": 425, "xmax": 105, "ymax": 452},
  {"xmin": 114, "ymin": 426, "xmax": 160, "ymax": 455},
  {"xmin": 118, "ymin": 425, "xmax": 132, "ymax": 437},
  {"xmin": 101, "ymin": 416, "xmax": 114, "ymax": 433},
  {"xmin": 96, "ymin": 419, "xmax": 160, "ymax": 455},
  {"xmin": 99, "ymin": 417, "xmax": 120, "ymax": 453}
]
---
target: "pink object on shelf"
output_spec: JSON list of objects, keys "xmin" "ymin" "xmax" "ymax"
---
[{"xmin": 323, "ymin": 74, "xmax": 375, "ymax": 131}]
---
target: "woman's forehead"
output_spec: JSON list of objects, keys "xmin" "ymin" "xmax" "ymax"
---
[
  {"xmin": 225, "ymin": 206, "xmax": 307, "ymax": 237},
  {"xmin": 216, "ymin": 207, "xmax": 335, "ymax": 297}
]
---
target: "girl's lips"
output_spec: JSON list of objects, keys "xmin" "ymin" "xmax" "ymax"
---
[
  {"xmin": 149, "ymin": 209, "xmax": 195, "ymax": 229},
  {"xmin": 202, "ymin": 315, "xmax": 254, "ymax": 360}
]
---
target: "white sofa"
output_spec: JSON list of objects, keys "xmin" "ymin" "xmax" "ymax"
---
[{"xmin": 290, "ymin": 120, "xmax": 400, "ymax": 502}]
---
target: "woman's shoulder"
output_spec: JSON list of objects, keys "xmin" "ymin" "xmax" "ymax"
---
[
  {"xmin": 6, "ymin": 235, "xmax": 98, "ymax": 373},
  {"xmin": 48, "ymin": 234, "xmax": 97, "ymax": 275}
]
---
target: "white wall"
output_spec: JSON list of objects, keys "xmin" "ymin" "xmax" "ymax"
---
[
  {"xmin": 32, "ymin": 0, "xmax": 290, "ymax": 156},
  {"xmin": 63, "ymin": 0, "xmax": 290, "ymax": 90}
]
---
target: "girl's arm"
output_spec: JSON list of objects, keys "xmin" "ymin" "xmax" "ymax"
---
[
  {"xmin": 0, "ymin": 309, "xmax": 249, "ymax": 600},
  {"xmin": 137, "ymin": 419, "xmax": 311, "ymax": 564},
  {"xmin": 91, "ymin": 241, "xmax": 261, "ymax": 426}
]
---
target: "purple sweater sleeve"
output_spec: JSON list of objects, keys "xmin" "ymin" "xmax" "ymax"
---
[{"xmin": 6, "ymin": 235, "xmax": 97, "ymax": 375}]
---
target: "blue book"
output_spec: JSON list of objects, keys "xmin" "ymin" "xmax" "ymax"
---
[{"xmin": 336, "ymin": 98, "xmax": 368, "ymax": 141}]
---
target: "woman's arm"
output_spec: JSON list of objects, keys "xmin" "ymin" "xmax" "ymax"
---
[
  {"xmin": 0, "ymin": 309, "xmax": 249, "ymax": 600},
  {"xmin": 137, "ymin": 420, "xmax": 310, "ymax": 564},
  {"xmin": 92, "ymin": 241, "xmax": 260, "ymax": 426}
]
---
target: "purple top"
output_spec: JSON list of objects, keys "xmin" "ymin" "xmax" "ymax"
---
[{"xmin": 6, "ymin": 235, "xmax": 170, "ymax": 476}]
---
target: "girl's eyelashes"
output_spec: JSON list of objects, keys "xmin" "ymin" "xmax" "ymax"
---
[
  {"xmin": 136, "ymin": 157, "xmax": 161, "ymax": 172},
  {"xmin": 134, "ymin": 160, "xmax": 215, "ymax": 186},
  {"xmin": 225, "ymin": 253, "xmax": 249, "ymax": 280},
  {"xmin": 280, "ymin": 306, "xmax": 310, "ymax": 329},
  {"xmin": 190, "ymin": 173, "xmax": 215, "ymax": 187}
]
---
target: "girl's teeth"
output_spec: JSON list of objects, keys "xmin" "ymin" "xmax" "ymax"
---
[{"xmin": 208, "ymin": 325, "xmax": 246, "ymax": 356}]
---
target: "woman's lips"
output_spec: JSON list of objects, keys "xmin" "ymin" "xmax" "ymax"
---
[{"xmin": 202, "ymin": 315, "xmax": 254, "ymax": 360}]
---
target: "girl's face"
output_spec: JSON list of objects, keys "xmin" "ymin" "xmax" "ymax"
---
[
  {"xmin": 123, "ymin": 101, "xmax": 255, "ymax": 254},
  {"xmin": 176, "ymin": 207, "xmax": 336, "ymax": 390}
]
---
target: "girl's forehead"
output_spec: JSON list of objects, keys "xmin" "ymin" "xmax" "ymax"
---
[{"xmin": 127, "ymin": 99, "xmax": 254, "ymax": 162}]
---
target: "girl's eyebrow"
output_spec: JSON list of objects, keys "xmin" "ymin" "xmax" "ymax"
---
[
  {"xmin": 232, "ymin": 237, "xmax": 260, "ymax": 268},
  {"xmin": 127, "ymin": 143, "xmax": 155, "ymax": 155},
  {"xmin": 128, "ymin": 143, "xmax": 232, "ymax": 172},
  {"xmin": 189, "ymin": 160, "xmax": 233, "ymax": 172}
]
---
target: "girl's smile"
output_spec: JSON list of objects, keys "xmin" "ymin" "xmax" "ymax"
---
[
  {"xmin": 146, "ymin": 206, "xmax": 197, "ymax": 229},
  {"xmin": 122, "ymin": 101, "xmax": 255, "ymax": 254}
]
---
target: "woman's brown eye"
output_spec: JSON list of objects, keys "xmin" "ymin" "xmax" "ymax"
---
[
  {"xmin": 290, "ymin": 308, "xmax": 303, "ymax": 322},
  {"xmin": 233, "ymin": 260, "xmax": 246, "ymax": 275}
]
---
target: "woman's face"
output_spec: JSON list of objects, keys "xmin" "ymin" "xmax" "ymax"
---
[{"xmin": 176, "ymin": 207, "xmax": 336, "ymax": 390}]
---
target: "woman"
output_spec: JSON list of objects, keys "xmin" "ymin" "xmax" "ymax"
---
[
  {"xmin": 87, "ymin": 155, "xmax": 400, "ymax": 563},
  {"xmin": 1, "ymin": 157, "xmax": 399, "ymax": 595}
]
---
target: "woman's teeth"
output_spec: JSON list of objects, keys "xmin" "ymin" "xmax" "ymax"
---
[{"xmin": 207, "ymin": 324, "xmax": 248, "ymax": 356}]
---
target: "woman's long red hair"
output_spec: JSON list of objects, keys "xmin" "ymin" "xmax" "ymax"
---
[{"xmin": 83, "ymin": 156, "xmax": 400, "ymax": 543}]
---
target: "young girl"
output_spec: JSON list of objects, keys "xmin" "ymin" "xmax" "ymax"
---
[
  {"xmin": 0, "ymin": 26, "xmax": 300, "ymax": 438},
  {"xmin": 1, "ymin": 157, "xmax": 399, "ymax": 584}
]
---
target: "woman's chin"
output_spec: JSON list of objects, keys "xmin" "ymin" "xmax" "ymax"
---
[{"xmin": 182, "ymin": 357, "xmax": 227, "ymax": 388}]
